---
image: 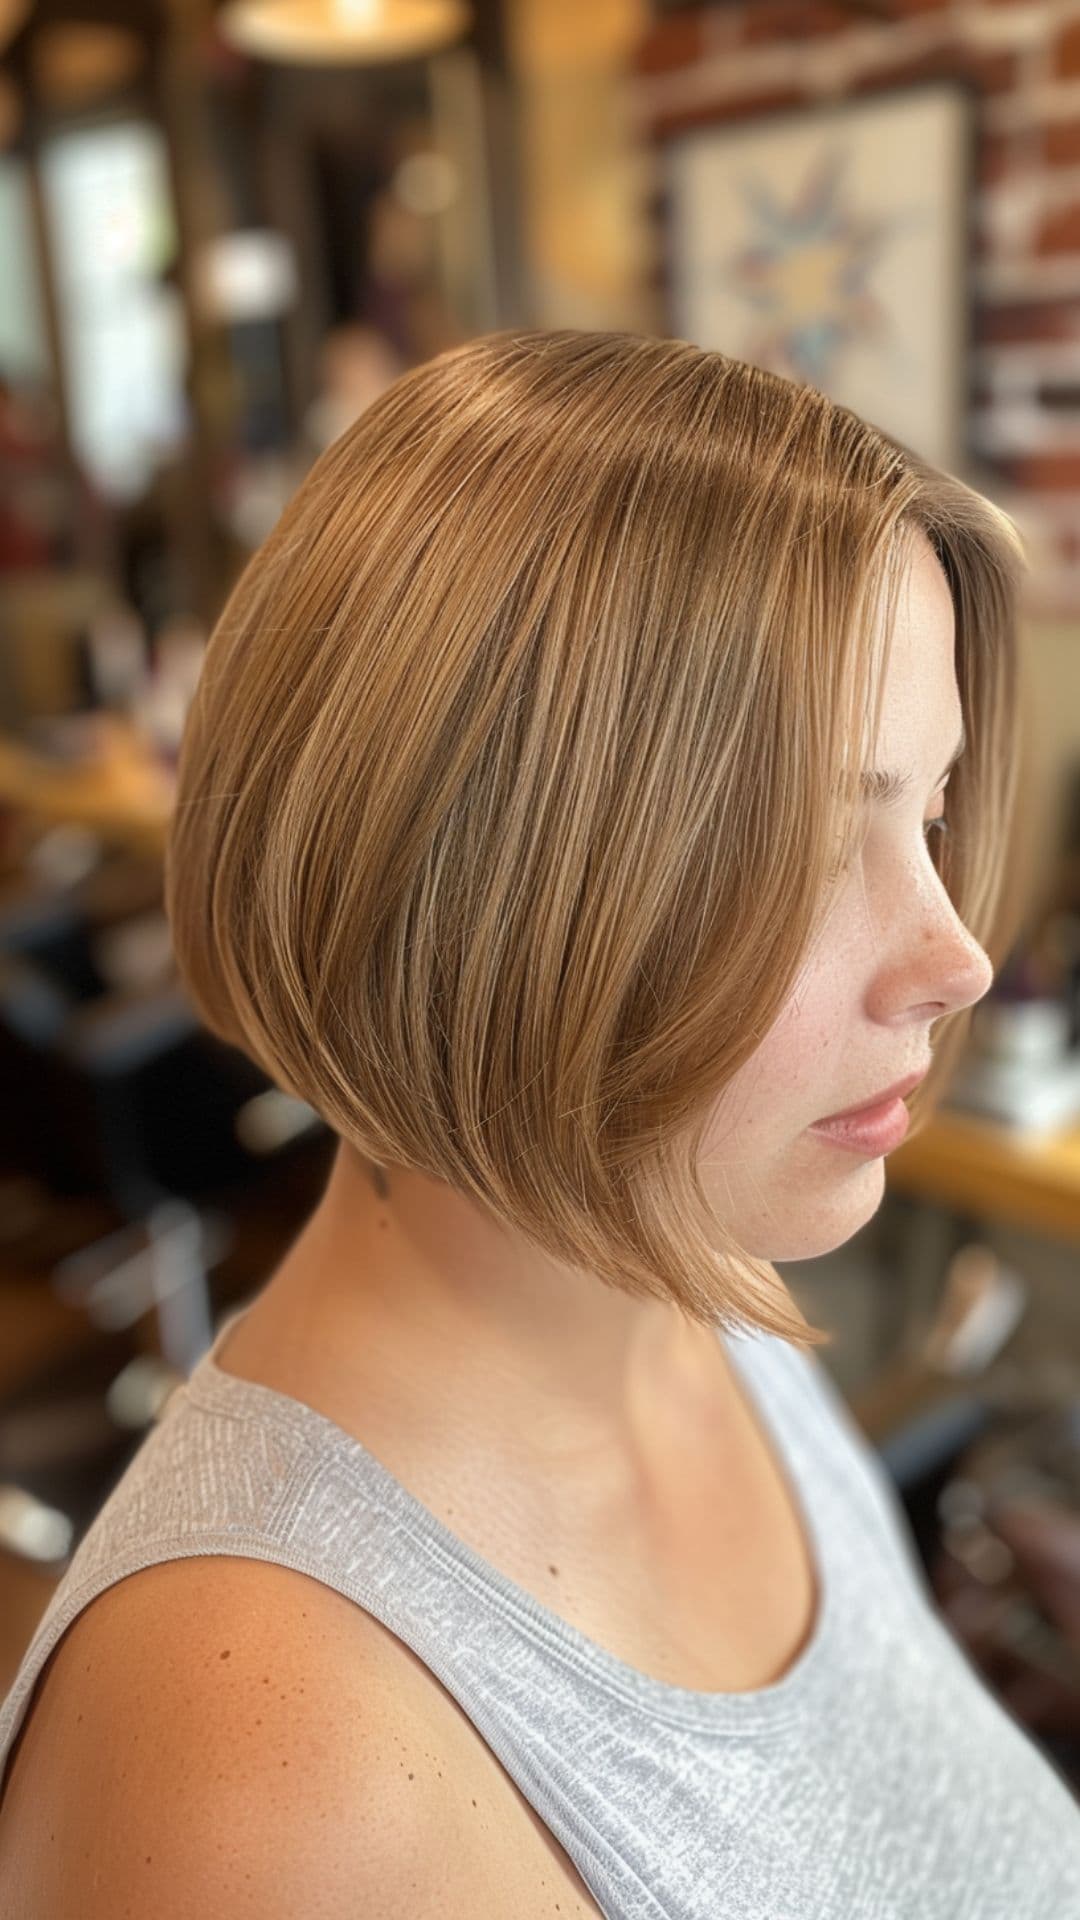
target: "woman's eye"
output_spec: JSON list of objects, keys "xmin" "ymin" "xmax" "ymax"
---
[
  {"xmin": 825, "ymin": 803, "xmax": 949, "ymax": 886},
  {"xmin": 923, "ymin": 812, "xmax": 949, "ymax": 851}
]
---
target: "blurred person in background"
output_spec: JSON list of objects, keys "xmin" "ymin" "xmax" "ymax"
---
[{"xmin": 302, "ymin": 320, "xmax": 407, "ymax": 457}]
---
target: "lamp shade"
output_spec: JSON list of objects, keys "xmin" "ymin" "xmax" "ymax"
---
[{"xmin": 216, "ymin": 0, "xmax": 472, "ymax": 65}]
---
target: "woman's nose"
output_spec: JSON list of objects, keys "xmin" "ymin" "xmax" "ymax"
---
[
  {"xmin": 911, "ymin": 922, "xmax": 994, "ymax": 1021},
  {"xmin": 870, "ymin": 886, "xmax": 995, "ymax": 1025}
]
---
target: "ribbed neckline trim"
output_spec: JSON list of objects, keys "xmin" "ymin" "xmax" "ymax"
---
[{"xmin": 184, "ymin": 1305, "xmax": 841, "ymax": 1731}]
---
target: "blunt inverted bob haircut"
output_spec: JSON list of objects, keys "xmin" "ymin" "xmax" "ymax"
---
[{"xmin": 166, "ymin": 328, "xmax": 1027, "ymax": 1352}]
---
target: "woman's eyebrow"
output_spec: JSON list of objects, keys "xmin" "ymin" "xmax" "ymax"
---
[{"xmin": 859, "ymin": 723, "xmax": 967, "ymax": 806}]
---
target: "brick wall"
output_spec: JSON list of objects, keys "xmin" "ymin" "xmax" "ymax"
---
[{"xmin": 629, "ymin": 0, "xmax": 1080, "ymax": 619}]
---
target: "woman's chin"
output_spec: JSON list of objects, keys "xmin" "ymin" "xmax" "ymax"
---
[{"xmin": 761, "ymin": 1156, "xmax": 887, "ymax": 1263}]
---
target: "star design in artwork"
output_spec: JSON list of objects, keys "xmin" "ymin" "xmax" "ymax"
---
[{"xmin": 721, "ymin": 141, "xmax": 909, "ymax": 386}]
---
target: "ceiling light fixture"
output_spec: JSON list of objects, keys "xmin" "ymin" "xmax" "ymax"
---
[{"xmin": 216, "ymin": 0, "xmax": 472, "ymax": 67}]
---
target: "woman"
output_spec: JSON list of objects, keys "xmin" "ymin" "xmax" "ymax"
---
[{"xmin": 2, "ymin": 329, "xmax": 1078, "ymax": 1916}]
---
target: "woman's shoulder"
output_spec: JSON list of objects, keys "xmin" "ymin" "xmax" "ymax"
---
[{"xmin": 0, "ymin": 1552, "xmax": 519, "ymax": 1918}]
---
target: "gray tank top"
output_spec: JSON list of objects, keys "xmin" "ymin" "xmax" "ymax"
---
[{"xmin": 2, "ymin": 1305, "xmax": 1079, "ymax": 1916}]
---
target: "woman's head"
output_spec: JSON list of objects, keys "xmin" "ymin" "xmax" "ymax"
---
[{"xmin": 166, "ymin": 328, "xmax": 1026, "ymax": 1351}]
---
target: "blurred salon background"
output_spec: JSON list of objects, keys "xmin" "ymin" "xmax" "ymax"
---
[{"xmin": 2, "ymin": 0, "xmax": 1080, "ymax": 1792}]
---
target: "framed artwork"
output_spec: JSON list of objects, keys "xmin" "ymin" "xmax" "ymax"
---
[{"xmin": 663, "ymin": 79, "xmax": 974, "ymax": 470}]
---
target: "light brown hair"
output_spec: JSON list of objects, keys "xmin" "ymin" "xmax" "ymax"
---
[{"xmin": 165, "ymin": 328, "xmax": 1027, "ymax": 1350}]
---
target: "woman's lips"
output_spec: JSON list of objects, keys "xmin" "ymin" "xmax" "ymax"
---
[
  {"xmin": 807, "ymin": 1068, "xmax": 927, "ymax": 1156},
  {"xmin": 808, "ymin": 1095, "xmax": 912, "ymax": 1157},
  {"xmin": 816, "ymin": 1068, "xmax": 928, "ymax": 1121}
]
